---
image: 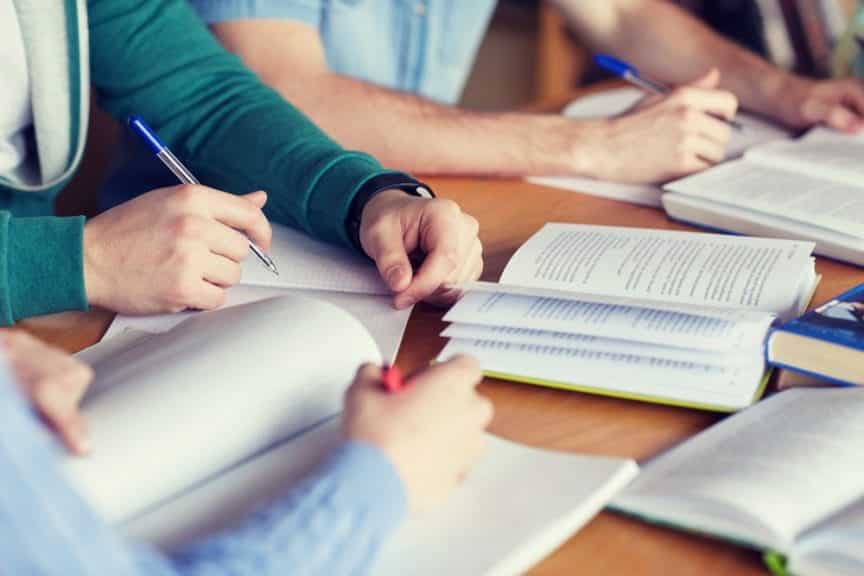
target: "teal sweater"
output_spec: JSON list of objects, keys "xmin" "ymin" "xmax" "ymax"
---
[{"xmin": 0, "ymin": 0, "xmax": 393, "ymax": 325}]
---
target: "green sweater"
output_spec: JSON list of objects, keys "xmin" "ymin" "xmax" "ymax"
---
[{"xmin": 0, "ymin": 0, "xmax": 393, "ymax": 325}]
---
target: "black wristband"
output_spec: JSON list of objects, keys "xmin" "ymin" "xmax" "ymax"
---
[{"xmin": 346, "ymin": 173, "xmax": 435, "ymax": 252}]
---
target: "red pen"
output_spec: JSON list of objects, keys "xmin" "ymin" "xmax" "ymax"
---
[{"xmin": 381, "ymin": 364, "xmax": 405, "ymax": 393}]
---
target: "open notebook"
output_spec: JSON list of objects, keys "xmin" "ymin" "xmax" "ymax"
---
[
  {"xmin": 70, "ymin": 296, "xmax": 638, "ymax": 576},
  {"xmin": 438, "ymin": 223, "xmax": 818, "ymax": 411},
  {"xmin": 104, "ymin": 223, "xmax": 411, "ymax": 362},
  {"xmin": 528, "ymin": 87, "xmax": 791, "ymax": 206},
  {"xmin": 664, "ymin": 127, "xmax": 864, "ymax": 266},
  {"xmin": 614, "ymin": 387, "xmax": 864, "ymax": 576}
]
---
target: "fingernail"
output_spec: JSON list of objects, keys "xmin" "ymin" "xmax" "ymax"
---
[
  {"xmin": 386, "ymin": 266, "xmax": 405, "ymax": 289},
  {"xmin": 74, "ymin": 421, "xmax": 91, "ymax": 455},
  {"xmin": 394, "ymin": 295, "xmax": 415, "ymax": 309}
]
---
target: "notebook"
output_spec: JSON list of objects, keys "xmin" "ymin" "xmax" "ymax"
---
[
  {"xmin": 527, "ymin": 87, "xmax": 791, "ymax": 206},
  {"xmin": 70, "ymin": 296, "xmax": 639, "ymax": 576},
  {"xmin": 613, "ymin": 387, "xmax": 864, "ymax": 576},
  {"xmin": 103, "ymin": 223, "xmax": 412, "ymax": 363},
  {"xmin": 663, "ymin": 127, "xmax": 864, "ymax": 266},
  {"xmin": 437, "ymin": 223, "xmax": 819, "ymax": 411},
  {"xmin": 768, "ymin": 281, "xmax": 864, "ymax": 388}
]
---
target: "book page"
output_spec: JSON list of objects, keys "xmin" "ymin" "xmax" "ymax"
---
[
  {"xmin": 101, "ymin": 285, "xmax": 411, "ymax": 364},
  {"xmin": 793, "ymin": 498, "xmax": 864, "ymax": 576},
  {"xmin": 614, "ymin": 388, "xmax": 864, "ymax": 550},
  {"xmin": 241, "ymin": 223, "xmax": 388, "ymax": 295},
  {"xmin": 65, "ymin": 296, "xmax": 382, "ymax": 524},
  {"xmin": 441, "ymin": 323, "xmax": 761, "ymax": 366},
  {"xmin": 526, "ymin": 88, "xmax": 790, "ymax": 206},
  {"xmin": 438, "ymin": 338, "xmax": 765, "ymax": 411},
  {"xmin": 665, "ymin": 160, "xmax": 864, "ymax": 238},
  {"xmin": 746, "ymin": 128, "xmax": 864, "ymax": 188},
  {"xmin": 662, "ymin": 192, "xmax": 864, "ymax": 267},
  {"xmin": 126, "ymin": 417, "xmax": 638, "ymax": 576},
  {"xmin": 500, "ymin": 224, "xmax": 815, "ymax": 318},
  {"xmin": 443, "ymin": 291, "xmax": 772, "ymax": 352}
]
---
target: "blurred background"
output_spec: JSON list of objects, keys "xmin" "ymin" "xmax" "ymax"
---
[
  {"xmin": 462, "ymin": 0, "xmax": 861, "ymax": 109},
  {"xmin": 64, "ymin": 0, "xmax": 863, "ymax": 216}
]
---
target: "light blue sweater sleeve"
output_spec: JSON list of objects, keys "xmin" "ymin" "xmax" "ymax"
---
[{"xmin": 0, "ymin": 375, "xmax": 407, "ymax": 576}]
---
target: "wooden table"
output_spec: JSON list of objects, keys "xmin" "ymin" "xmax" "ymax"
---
[{"xmin": 20, "ymin": 177, "xmax": 864, "ymax": 575}]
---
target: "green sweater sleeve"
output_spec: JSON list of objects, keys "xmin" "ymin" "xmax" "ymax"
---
[
  {"xmin": 0, "ymin": 213, "xmax": 88, "ymax": 325},
  {"xmin": 87, "ymin": 0, "xmax": 393, "ymax": 247}
]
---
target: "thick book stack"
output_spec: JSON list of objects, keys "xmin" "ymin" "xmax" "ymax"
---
[{"xmin": 437, "ymin": 223, "xmax": 818, "ymax": 412}]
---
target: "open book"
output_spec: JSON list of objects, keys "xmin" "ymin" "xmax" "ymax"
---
[
  {"xmin": 664, "ymin": 127, "xmax": 864, "ymax": 266},
  {"xmin": 438, "ymin": 224, "xmax": 818, "ymax": 411},
  {"xmin": 613, "ymin": 387, "xmax": 864, "ymax": 576},
  {"xmin": 528, "ymin": 87, "xmax": 791, "ymax": 207},
  {"xmin": 70, "ymin": 295, "xmax": 638, "ymax": 576},
  {"xmin": 104, "ymin": 223, "xmax": 411, "ymax": 362}
]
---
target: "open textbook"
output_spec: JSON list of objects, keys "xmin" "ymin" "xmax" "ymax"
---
[
  {"xmin": 104, "ymin": 223, "xmax": 411, "ymax": 362},
  {"xmin": 614, "ymin": 387, "xmax": 864, "ymax": 576},
  {"xmin": 528, "ymin": 87, "xmax": 791, "ymax": 206},
  {"xmin": 70, "ymin": 296, "xmax": 638, "ymax": 576},
  {"xmin": 664, "ymin": 127, "xmax": 864, "ymax": 266},
  {"xmin": 438, "ymin": 224, "xmax": 818, "ymax": 411}
]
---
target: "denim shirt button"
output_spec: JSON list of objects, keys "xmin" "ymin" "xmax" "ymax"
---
[{"xmin": 414, "ymin": 2, "xmax": 426, "ymax": 16}]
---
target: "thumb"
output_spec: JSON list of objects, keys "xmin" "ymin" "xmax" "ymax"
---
[
  {"xmin": 825, "ymin": 105, "xmax": 859, "ymax": 133},
  {"xmin": 362, "ymin": 220, "xmax": 413, "ymax": 293},
  {"xmin": 243, "ymin": 190, "xmax": 268, "ymax": 209},
  {"xmin": 351, "ymin": 363, "xmax": 384, "ymax": 392},
  {"xmin": 688, "ymin": 67, "xmax": 720, "ymax": 90}
]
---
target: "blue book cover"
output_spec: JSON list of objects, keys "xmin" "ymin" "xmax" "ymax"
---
[{"xmin": 773, "ymin": 283, "xmax": 864, "ymax": 353}]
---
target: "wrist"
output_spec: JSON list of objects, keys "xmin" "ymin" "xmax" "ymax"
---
[
  {"xmin": 347, "ymin": 174, "xmax": 433, "ymax": 253},
  {"xmin": 750, "ymin": 71, "xmax": 812, "ymax": 124},
  {"xmin": 82, "ymin": 223, "xmax": 108, "ymax": 309},
  {"xmin": 555, "ymin": 117, "xmax": 616, "ymax": 179}
]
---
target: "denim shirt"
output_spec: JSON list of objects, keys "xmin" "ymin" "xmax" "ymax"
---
[{"xmin": 189, "ymin": 0, "xmax": 498, "ymax": 104}]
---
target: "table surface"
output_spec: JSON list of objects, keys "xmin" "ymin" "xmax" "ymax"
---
[{"xmin": 22, "ymin": 138, "xmax": 864, "ymax": 576}]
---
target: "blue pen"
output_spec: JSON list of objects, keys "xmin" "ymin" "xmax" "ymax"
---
[
  {"xmin": 594, "ymin": 54, "xmax": 743, "ymax": 131},
  {"xmin": 127, "ymin": 115, "xmax": 279, "ymax": 276}
]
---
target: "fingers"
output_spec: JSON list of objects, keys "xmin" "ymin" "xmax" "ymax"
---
[
  {"xmin": 825, "ymin": 105, "xmax": 860, "ymax": 133},
  {"xmin": 191, "ymin": 281, "xmax": 228, "ymax": 311},
  {"xmin": 394, "ymin": 203, "xmax": 476, "ymax": 309},
  {"xmin": 200, "ymin": 188, "xmax": 273, "ymax": 251},
  {"xmin": 410, "ymin": 354, "xmax": 482, "ymax": 394},
  {"xmin": 670, "ymin": 86, "xmax": 739, "ymax": 121},
  {"xmin": 4, "ymin": 331, "xmax": 94, "ymax": 455},
  {"xmin": 199, "ymin": 220, "xmax": 249, "ymax": 262},
  {"xmin": 203, "ymin": 254, "xmax": 242, "ymax": 287},
  {"xmin": 35, "ymin": 383, "xmax": 90, "ymax": 455},
  {"xmin": 352, "ymin": 363, "xmax": 384, "ymax": 390},
  {"xmin": 362, "ymin": 217, "xmax": 414, "ymax": 294},
  {"xmin": 689, "ymin": 67, "xmax": 721, "ymax": 90},
  {"xmin": 423, "ymin": 238, "xmax": 483, "ymax": 307}
]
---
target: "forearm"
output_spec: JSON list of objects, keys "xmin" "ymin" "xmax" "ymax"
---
[
  {"xmin": 88, "ymin": 0, "xmax": 392, "ymax": 248},
  {"xmin": 264, "ymin": 72, "xmax": 581, "ymax": 177},
  {"xmin": 164, "ymin": 442, "xmax": 406, "ymax": 576},
  {"xmin": 0, "ymin": 213, "xmax": 88, "ymax": 325},
  {"xmin": 0, "ymin": 373, "xmax": 406, "ymax": 576},
  {"xmin": 554, "ymin": 0, "xmax": 794, "ymax": 116}
]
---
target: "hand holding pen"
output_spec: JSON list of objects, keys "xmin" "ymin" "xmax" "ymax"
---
[
  {"xmin": 128, "ymin": 116, "xmax": 279, "ymax": 276},
  {"xmin": 595, "ymin": 54, "xmax": 743, "ymax": 130},
  {"xmin": 567, "ymin": 57, "xmax": 739, "ymax": 183}
]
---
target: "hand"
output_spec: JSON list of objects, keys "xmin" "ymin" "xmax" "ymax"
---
[
  {"xmin": 84, "ymin": 186, "xmax": 272, "ymax": 315},
  {"xmin": 343, "ymin": 356, "xmax": 492, "ymax": 513},
  {"xmin": 573, "ymin": 68, "xmax": 738, "ymax": 183},
  {"xmin": 772, "ymin": 76, "xmax": 864, "ymax": 132},
  {"xmin": 1, "ymin": 330, "xmax": 93, "ymax": 455},
  {"xmin": 359, "ymin": 190, "xmax": 483, "ymax": 309}
]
